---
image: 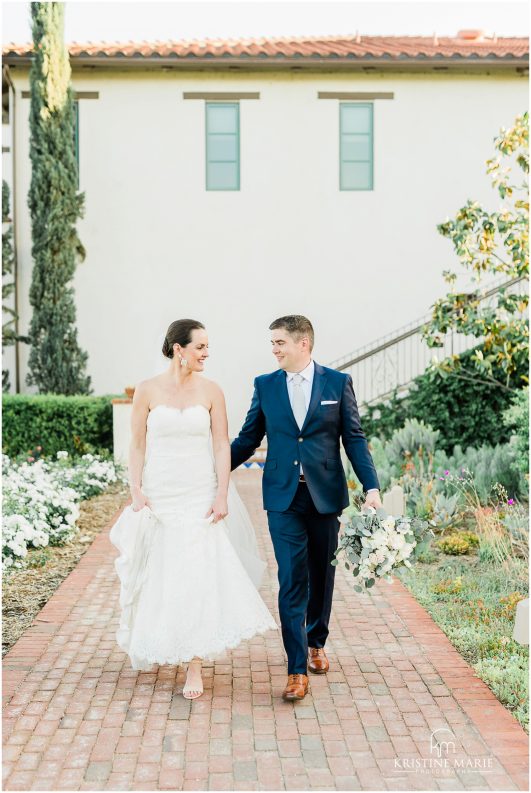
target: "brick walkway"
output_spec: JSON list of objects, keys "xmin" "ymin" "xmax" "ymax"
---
[{"xmin": 3, "ymin": 470, "xmax": 528, "ymax": 791}]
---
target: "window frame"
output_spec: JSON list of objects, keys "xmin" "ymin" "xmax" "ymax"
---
[
  {"xmin": 205, "ymin": 101, "xmax": 240, "ymax": 192},
  {"xmin": 339, "ymin": 102, "xmax": 374, "ymax": 192}
]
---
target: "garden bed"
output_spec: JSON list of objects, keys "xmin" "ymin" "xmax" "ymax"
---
[{"xmin": 2, "ymin": 481, "xmax": 128, "ymax": 657}]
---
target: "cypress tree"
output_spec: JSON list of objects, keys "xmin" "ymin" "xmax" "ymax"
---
[
  {"xmin": 2, "ymin": 180, "xmax": 17, "ymax": 391},
  {"xmin": 26, "ymin": 2, "xmax": 91, "ymax": 394}
]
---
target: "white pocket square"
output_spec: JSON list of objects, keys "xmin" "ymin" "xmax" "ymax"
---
[{"xmin": 321, "ymin": 400, "xmax": 338, "ymax": 405}]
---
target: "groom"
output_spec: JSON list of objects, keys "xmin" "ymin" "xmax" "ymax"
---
[{"xmin": 231, "ymin": 315, "xmax": 382, "ymax": 701}]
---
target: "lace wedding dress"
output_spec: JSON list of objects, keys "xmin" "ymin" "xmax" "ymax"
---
[{"xmin": 110, "ymin": 404, "xmax": 278, "ymax": 671}]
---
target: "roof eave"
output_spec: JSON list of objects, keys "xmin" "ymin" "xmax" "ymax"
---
[{"xmin": 3, "ymin": 52, "xmax": 529, "ymax": 72}]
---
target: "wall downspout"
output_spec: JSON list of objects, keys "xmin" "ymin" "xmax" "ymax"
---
[{"xmin": 3, "ymin": 65, "xmax": 20, "ymax": 393}]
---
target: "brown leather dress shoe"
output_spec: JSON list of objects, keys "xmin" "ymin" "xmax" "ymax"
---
[
  {"xmin": 282, "ymin": 674, "xmax": 309, "ymax": 701},
  {"xmin": 308, "ymin": 647, "xmax": 330, "ymax": 674}
]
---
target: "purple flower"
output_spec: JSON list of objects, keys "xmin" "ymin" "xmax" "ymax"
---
[
  {"xmin": 444, "ymin": 470, "xmax": 450, "ymax": 476},
  {"xmin": 507, "ymin": 498, "xmax": 515, "ymax": 506}
]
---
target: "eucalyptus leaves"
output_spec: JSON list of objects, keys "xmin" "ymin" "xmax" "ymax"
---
[{"xmin": 332, "ymin": 505, "xmax": 435, "ymax": 592}]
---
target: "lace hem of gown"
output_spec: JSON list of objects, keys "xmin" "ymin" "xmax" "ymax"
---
[
  {"xmin": 116, "ymin": 617, "xmax": 278, "ymax": 671},
  {"xmin": 110, "ymin": 503, "xmax": 278, "ymax": 672}
]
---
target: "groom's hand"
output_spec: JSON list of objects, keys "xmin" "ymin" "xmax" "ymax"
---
[{"xmin": 363, "ymin": 490, "xmax": 382, "ymax": 510}]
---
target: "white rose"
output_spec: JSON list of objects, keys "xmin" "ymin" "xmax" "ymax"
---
[
  {"xmin": 375, "ymin": 548, "xmax": 386, "ymax": 563},
  {"xmin": 390, "ymin": 534, "xmax": 406, "ymax": 550},
  {"xmin": 371, "ymin": 530, "xmax": 387, "ymax": 548}
]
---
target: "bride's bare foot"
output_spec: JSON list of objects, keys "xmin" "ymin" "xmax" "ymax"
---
[{"xmin": 183, "ymin": 658, "xmax": 203, "ymax": 700}]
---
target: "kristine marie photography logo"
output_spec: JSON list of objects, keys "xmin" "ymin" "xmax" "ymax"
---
[{"xmin": 393, "ymin": 728, "xmax": 495, "ymax": 776}]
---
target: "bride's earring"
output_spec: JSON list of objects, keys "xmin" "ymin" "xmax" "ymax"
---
[{"xmin": 178, "ymin": 353, "xmax": 189, "ymax": 368}]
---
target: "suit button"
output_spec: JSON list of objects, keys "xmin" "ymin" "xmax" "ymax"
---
[
  {"xmin": 298, "ymin": 438, "xmax": 303, "ymax": 442},
  {"xmin": 294, "ymin": 460, "xmax": 298, "ymax": 465}
]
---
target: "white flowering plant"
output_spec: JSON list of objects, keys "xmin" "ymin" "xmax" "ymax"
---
[
  {"xmin": 3, "ymin": 451, "xmax": 126, "ymax": 572},
  {"xmin": 49, "ymin": 452, "xmax": 124, "ymax": 500},
  {"xmin": 332, "ymin": 505, "xmax": 436, "ymax": 592}
]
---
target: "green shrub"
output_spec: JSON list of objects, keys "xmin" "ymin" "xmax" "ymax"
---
[
  {"xmin": 361, "ymin": 345, "xmax": 528, "ymax": 452},
  {"xmin": 362, "ymin": 418, "xmax": 526, "ymax": 512},
  {"xmin": 385, "ymin": 418, "xmax": 440, "ymax": 474},
  {"xmin": 2, "ymin": 394, "xmax": 116, "ymax": 457},
  {"xmin": 434, "ymin": 440, "xmax": 528, "ymax": 502},
  {"xmin": 361, "ymin": 387, "xmax": 409, "ymax": 443},
  {"xmin": 503, "ymin": 386, "xmax": 529, "ymax": 476}
]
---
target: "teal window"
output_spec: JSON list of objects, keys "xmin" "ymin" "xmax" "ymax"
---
[
  {"xmin": 205, "ymin": 102, "xmax": 240, "ymax": 191},
  {"xmin": 340, "ymin": 103, "xmax": 373, "ymax": 191},
  {"xmin": 73, "ymin": 99, "xmax": 79, "ymax": 186}
]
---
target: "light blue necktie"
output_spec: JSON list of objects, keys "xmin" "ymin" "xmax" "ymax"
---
[{"xmin": 291, "ymin": 373, "xmax": 306, "ymax": 429}]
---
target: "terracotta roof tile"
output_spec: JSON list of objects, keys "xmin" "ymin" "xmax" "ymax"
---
[{"xmin": 3, "ymin": 32, "xmax": 528, "ymax": 61}]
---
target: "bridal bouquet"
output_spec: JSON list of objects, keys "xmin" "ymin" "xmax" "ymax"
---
[{"xmin": 332, "ymin": 505, "xmax": 435, "ymax": 592}]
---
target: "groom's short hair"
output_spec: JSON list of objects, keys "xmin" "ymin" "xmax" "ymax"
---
[{"xmin": 269, "ymin": 315, "xmax": 314, "ymax": 351}]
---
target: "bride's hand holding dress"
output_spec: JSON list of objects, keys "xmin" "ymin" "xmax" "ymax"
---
[
  {"xmin": 205, "ymin": 494, "xmax": 228, "ymax": 522},
  {"xmin": 131, "ymin": 488, "xmax": 152, "ymax": 512}
]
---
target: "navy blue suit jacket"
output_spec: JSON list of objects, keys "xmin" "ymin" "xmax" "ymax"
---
[{"xmin": 230, "ymin": 362, "xmax": 380, "ymax": 514}]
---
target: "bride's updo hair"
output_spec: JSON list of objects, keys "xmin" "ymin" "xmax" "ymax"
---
[{"xmin": 162, "ymin": 319, "xmax": 206, "ymax": 359}]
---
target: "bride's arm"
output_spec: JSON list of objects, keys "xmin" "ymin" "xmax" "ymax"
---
[
  {"xmin": 129, "ymin": 382, "xmax": 151, "ymax": 511},
  {"xmin": 207, "ymin": 383, "xmax": 230, "ymax": 523}
]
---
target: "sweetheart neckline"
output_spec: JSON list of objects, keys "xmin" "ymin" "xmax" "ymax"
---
[{"xmin": 148, "ymin": 404, "xmax": 210, "ymax": 418}]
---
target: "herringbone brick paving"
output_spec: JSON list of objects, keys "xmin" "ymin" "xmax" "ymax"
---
[{"xmin": 3, "ymin": 470, "xmax": 528, "ymax": 791}]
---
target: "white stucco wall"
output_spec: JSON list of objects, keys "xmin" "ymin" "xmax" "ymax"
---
[{"xmin": 8, "ymin": 67, "xmax": 528, "ymax": 434}]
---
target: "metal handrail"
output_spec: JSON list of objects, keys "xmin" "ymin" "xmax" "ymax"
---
[{"xmin": 329, "ymin": 275, "xmax": 527, "ymax": 372}]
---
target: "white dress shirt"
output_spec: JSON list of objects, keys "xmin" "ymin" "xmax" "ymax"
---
[{"xmin": 285, "ymin": 360, "xmax": 378, "ymax": 494}]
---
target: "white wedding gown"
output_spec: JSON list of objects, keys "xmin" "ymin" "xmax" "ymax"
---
[{"xmin": 110, "ymin": 404, "xmax": 278, "ymax": 671}]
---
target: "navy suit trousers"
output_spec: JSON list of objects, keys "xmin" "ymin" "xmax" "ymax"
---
[{"xmin": 267, "ymin": 482, "xmax": 341, "ymax": 675}]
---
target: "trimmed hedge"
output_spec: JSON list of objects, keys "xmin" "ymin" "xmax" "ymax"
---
[{"xmin": 2, "ymin": 394, "xmax": 116, "ymax": 458}]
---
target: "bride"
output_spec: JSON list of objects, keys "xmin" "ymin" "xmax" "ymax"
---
[{"xmin": 110, "ymin": 318, "xmax": 278, "ymax": 699}]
